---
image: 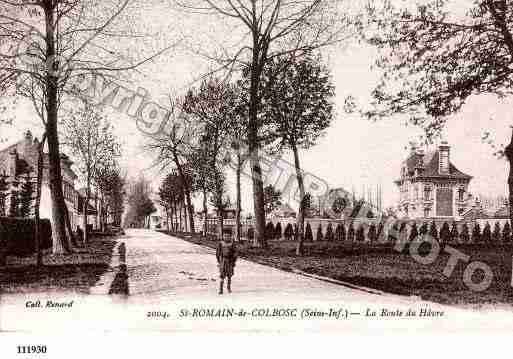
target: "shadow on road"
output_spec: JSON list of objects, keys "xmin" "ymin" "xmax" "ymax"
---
[{"xmin": 108, "ymin": 242, "xmax": 129, "ymax": 296}]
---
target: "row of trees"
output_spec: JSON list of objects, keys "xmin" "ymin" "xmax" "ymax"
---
[
  {"xmin": 0, "ymin": 0, "xmax": 169, "ymax": 255},
  {"xmin": 151, "ymin": 0, "xmax": 348, "ymax": 255},
  {"xmin": 61, "ymin": 100, "xmax": 123, "ymax": 244},
  {"xmin": 125, "ymin": 176, "xmax": 156, "ymax": 228},
  {"xmin": 155, "ymin": 53, "xmax": 335, "ymax": 255}
]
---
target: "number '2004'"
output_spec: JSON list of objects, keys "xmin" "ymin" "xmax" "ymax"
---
[{"xmin": 17, "ymin": 345, "xmax": 47, "ymax": 354}]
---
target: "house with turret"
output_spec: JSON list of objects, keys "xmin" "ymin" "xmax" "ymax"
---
[{"xmin": 395, "ymin": 141, "xmax": 473, "ymax": 219}]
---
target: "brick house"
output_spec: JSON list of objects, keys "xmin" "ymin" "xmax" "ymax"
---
[
  {"xmin": 395, "ymin": 141, "xmax": 473, "ymax": 219},
  {"xmin": 0, "ymin": 130, "xmax": 85, "ymax": 230}
]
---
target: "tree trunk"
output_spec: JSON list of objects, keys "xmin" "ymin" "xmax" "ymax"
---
[
  {"xmin": 219, "ymin": 210, "xmax": 224, "ymax": 241},
  {"xmin": 94, "ymin": 190, "xmax": 99, "ymax": 230},
  {"xmin": 202, "ymin": 187, "xmax": 208, "ymax": 237},
  {"xmin": 172, "ymin": 200, "xmax": 177, "ymax": 231},
  {"xmin": 505, "ymin": 130, "xmax": 513, "ymax": 231},
  {"xmin": 179, "ymin": 201, "xmax": 183, "ymax": 231},
  {"xmin": 235, "ymin": 150, "xmax": 242, "ymax": 242},
  {"xmin": 34, "ymin": 134, "xmax": 47, "ymax": 267},
  {"xmin": 82, "ymin": 199, "xmax": 88, "ymax": 244},
  {"xmin": 183, "ymin": 192, "xmax": 189, "ymax": 233},
  {"xmin": 63, "ymin": 201, "xmax": 76, "ymax": 247},
  {"xmin": 172, "ymin": 151, "xmax": 195, "ymax": 233},
  {"xmin": 44, "ymin": 4, "xmax": 71, "ymax": 255},
  {"xmin": 83, "ymin": 176, "xmax": 90, "ymax": 245},
  {"xmin": 248, "ymin": 47, "xmax": 267, "ymax": 248},
  {"xmin": 291, "ymin": 141, "xmax": 306, "ymax": 256}
]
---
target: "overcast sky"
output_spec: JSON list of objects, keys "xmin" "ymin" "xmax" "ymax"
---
[{"xmin": 1, "ymin": 1, "xmax": 511, "ymax": 214}]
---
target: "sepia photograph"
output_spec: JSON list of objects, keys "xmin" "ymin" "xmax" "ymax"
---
[{"xmin": 1, "ymin": 0, "xmax": 513, "ymax": 345}]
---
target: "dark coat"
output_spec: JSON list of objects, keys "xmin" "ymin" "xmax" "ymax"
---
[{"xmin": 216, "ymin": 241, "xmax": 237, "ymax": 278}]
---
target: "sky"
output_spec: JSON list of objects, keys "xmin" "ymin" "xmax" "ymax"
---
[{"xmin": 1, "ymin": 0, "xmax": 511, "ymax": 215}]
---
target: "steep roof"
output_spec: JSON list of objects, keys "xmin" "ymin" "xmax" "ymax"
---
[
  {"xmin": 403, "ymin": 149, "xmax": 472, "ymax": 181},
  {"xmin": 0, "ymin": 135, "xmax": 77, "ymax": 180}
]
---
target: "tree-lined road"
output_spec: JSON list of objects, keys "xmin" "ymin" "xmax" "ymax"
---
[{"xmin": 3, "ymin": 229, "xmax": 513, "ymax": 332}]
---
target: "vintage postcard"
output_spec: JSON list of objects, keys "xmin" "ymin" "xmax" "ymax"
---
[{"xmin": 1, "ymin": 0, "xmax": 513, "ymax": 345}]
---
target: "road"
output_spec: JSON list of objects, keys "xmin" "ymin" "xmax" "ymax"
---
[{"xmin": 2, "ymin": 229, "xmax": 513, "ymax": 332}]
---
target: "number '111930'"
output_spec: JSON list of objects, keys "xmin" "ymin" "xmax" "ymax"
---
[{"xmin": 17, "ymin": 345, "xmax": 47, "ymax": 354}]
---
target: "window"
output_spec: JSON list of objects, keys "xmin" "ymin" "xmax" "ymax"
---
[
  {"xmin": 424, "ymin": 208, "xmax": 430, "ymax": 218},
  {"xmin": 415, "ymin": 185, "xmax": 419, "ymax": 199},
  {"xmin": 424, "ymin": 186, "xmax": 432, "ymax": 200},
  {"xmin": 458, "ymin": 187, "xmax": 465, "ymax": 201}
]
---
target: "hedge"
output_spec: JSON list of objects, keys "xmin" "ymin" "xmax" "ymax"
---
[{"xmin": 0, "ymin": 217, "xmax": 52, "ymax": 257}]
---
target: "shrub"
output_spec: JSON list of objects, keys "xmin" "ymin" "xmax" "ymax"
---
[
  {"xmin": 472, "ymin": 223, "xmax": 481, "ymax": 243},
  {"xmin": 409, "ymin": 223, "xmax": 419, "ymax": 242},
  {"xmin": 481, "ymin": 222, "xmax": 492, "ymax": 243},
  {"xmin": 493, "ymin": 222, "xmax": 501, "ymax": 242},
  {"xmin": 0, "ymin": 217, "xmax": 52, "ymax": 257},
  {"xmin": 305, "ymin": 222, "xmax": 313, "ymax": 242},
  {"xmin": 315, "ymin": 224, "xmax": 324, "ymax": 241},
  {"xmin": 368, "ymin": 223, "xmax": 377, "ymax": 242},
  {"xmin": 284, "ymin": 223, "xmax": 293, "ymax": 240},
  {"xmin": 440, "ymin": 222, "xmax": 450, "ymax": 244},
  {"xmin": 275, "ymin": 222, "xmax": 282, "ymax": 240},
  {"xmin": 377, "ymin": 222, "xmax": 385, "ymax": 242},
  {"xmin": 429, "ymin": 221, "xmax": 438, "ymax": 240},
  {"xmin": 335, "ymin": 223, "xmax": 345, "ymax": 241},
  {"xmin": 450, "ymin": 222, "xmax": 458, "ymax": 243},
  {"xmin": 460, "ymin": 223, "xmax": 470, "ymax": 243},
  {"xmin": 347, "ymin": 223, "xmax": 355, "ymax": 242},
  {"xmin": 356, "ymin": 225, "xmax": 365, "ymax": 242},
  {"xmin": 265, "ymin": 222, "xmax": 275, "ymax": 240},
  {"xmin": 325, "ymin": 223, "xmax": 334, "ymax": 241},
  {"xmin": 503, "ymin": 222, "xmax": 511, "ymax": 242},
  {"xmin": 389, "ymin": 222, "xmax": 399, "ymax": 242},
  {"xmin": 419, "ymin": 222, "xmax": 428, "ymax": 235}
]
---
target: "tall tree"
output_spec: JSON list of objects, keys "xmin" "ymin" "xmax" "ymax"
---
[
  {"xmin": 361, "ymin": 0, "xmax": 513, "ymax": 227},
  {"xmin": 179, "ymin": 0, "xmax": 347, "ymax": 247},
  {"xmin": 0, "ymin": 0, "xmax": 173, "ymax": 253},
  {"xmin": 148, "ymin": 115, "xmax": 197, "ymax": 233},
  {"xmin": 96, "ymin": 163, "xmax": 124, "ymax": 229},
  {"xmin": 261, "ymin": 55, "xmax": 335, "ymax": 255},
  {"xmin": 127, "ymin": 176, "xmax": 156, "ymax": 228},
  {"xmin": 183, "ymin": 77, "xmax": 239, "ymax": 238},
  {"xmin": 62, "ymin": 102, "xmax": 120, "ymax": 244}
]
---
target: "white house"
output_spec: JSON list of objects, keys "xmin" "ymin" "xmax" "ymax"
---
[{"xmin": 0, "ymin": 130, "xmax": 89, "ymax": 231}]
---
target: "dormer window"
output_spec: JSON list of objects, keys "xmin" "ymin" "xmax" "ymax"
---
[{"xmin": 458, "ymin": 187, "xmax": 465, "ymax": 201}]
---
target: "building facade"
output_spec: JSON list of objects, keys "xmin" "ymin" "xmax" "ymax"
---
[
  {"xmin": 0, "ymin": 131, "xmax": 94, "ymax": 231},
  {"xmin": 395, "ymin": 141, "xmax": 473, "ymax": 219}
]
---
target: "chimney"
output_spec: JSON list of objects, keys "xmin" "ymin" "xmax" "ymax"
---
[
  {"xmin": 23, "ymin": 130, "xmax": 33, "ymax": 157},
  {"xmin": 8, "ymin": 147, "xmax": 17, "ymax": 177},
  {"xmin": 438, "ymin": 140, "xmax": 450, "ymax": 174},
  {"xmin": 24, "ymin": 130, "xmax": 33, "ymax": 143}
]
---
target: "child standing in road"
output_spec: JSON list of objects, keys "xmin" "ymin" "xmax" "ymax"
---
[{"xmin": 216, "ymin": 231, "xmax": 237, "ymax": 295}]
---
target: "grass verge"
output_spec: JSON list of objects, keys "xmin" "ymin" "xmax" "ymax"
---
[
  {"xmin": 163, "ymin": 231, "xmax": 513, "ymax": 307},
  {"xmin": 0, "ymin": 235, "xmax": 117, "ymax": 294}
]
